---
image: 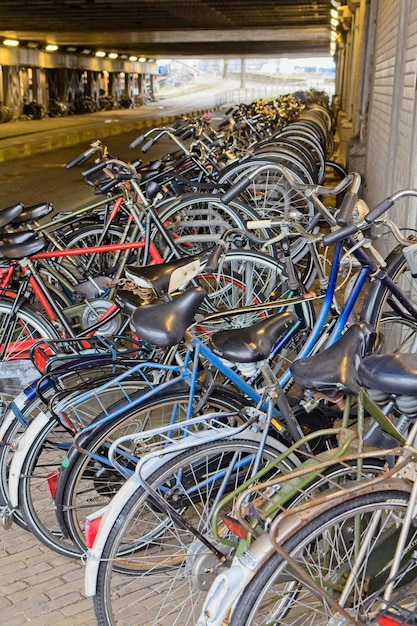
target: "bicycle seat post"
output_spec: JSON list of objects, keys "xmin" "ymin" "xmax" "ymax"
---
[{"xmin": 258, "ymin": 358, "xmax": 312, "ymax": 455}]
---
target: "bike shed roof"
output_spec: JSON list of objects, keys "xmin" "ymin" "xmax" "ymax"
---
[{"xmin": 0, "ymin": 0, "xmax": 332, "ymax": 58}]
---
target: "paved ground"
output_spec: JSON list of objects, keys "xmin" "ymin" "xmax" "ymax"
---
[
  {"xmin": 1, "ymin": 523, "xmax": 95, "ymax": 625},
  {"xmin": 0, "ymin": 77, "xmax": 251, "ymax": 164}
]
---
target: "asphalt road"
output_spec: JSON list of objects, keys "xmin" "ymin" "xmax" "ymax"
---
[
  {"xmin": 0, "ymin": 78, "xmax": 239, "ymax": 212},
  {"xmin": 0, "ymin": 128, "xmax": 189, "ymax": 214}
]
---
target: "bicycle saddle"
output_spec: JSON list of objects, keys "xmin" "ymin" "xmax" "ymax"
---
[
  {"xmin": 210, "ymin": 310, "xmax": 298, "ymax": 363},
  {"xmin": 290, "ymin": 322, "xmax": 376, "ymax": 397},
  {"xmin": 10, "ymin": 202, "xmax": 53, "ymax": 225},
  {"xmin": 125, "ymin": 255, "xmax": 201, "ymax": 297},
  {"xmin": 0, "ymin": 230, "xmax": 46, "ymax": 258},
  {"xmin": 130, "ymin": 285, "xmax": 207, "ymax": 346},
  {"xmin": 359, "ymin": 352, "xmax": 417, "ymax": 396},
  {"xmin": 0, "ymin": 202, "xmax": 24, "ymax": 228}
]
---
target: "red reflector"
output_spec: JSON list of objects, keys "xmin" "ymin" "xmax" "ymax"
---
[
  {"xmin": 32, "ymin": 343, "xmax": 56, "ymax": 374},
  {"xmin": 85, "ymin": 515, "xmax": 103, "ymax": 549},
  {"xmin": 376, "ymin": 614, "xmax": 405, "ymax": 626},
  {"xmin": 220, "ymin": 514, "xmax": 248, "ymax": 539},
  {"xmin": 47, "ymin": 469, "xmax": 60, "ymax": 498}
]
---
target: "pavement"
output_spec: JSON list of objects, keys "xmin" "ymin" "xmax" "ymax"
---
[
  {"xmin": 0, "ymin": 102, "xmax": 210, "ymax": 165},
  {"xmin": 0, "ymin": 77, "xmax": 298, "ymax": 164}
]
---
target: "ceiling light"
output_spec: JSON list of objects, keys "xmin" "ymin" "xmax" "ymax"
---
[
  {"xmin": 81, "ymin": 49, "xmax": 92, "ymax": 54},
  {"xmin": 66, "ymin": 46, "xmax": 77, "ymax": 53},
  {"xmin": 3, "ymin": 39, "xmax": 19, "ymax": 47},
  {"xmin": 108, "ymin": 52, "xmax": 118, "ymax": 59},
  {"xmin": 129, "ymin": 55, "xmax": 138, "ymax": 62},
  {"xmin": 95, "ymin": 51, "xmax": 106, "ymax": 58},
  {"xmin": 330, "ymin": 17, "xmax": 338, "ymax": 28},
  {"xmin": 45, "ymin": 44, "xmax": 58, "ymax": 52},
  {"xmin": 139, "ymin": 57, "xmax": 146, "ymax": 62}
]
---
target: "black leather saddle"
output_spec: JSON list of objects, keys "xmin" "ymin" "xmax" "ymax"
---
[{"xmin": 290, "ymin": 323, "xmax": 376, "ymax": 397}]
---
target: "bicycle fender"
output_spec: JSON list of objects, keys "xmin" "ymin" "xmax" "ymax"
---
[
  {"xmin": 8, "ymin": 410, "xmax": 51, "ymax": 508},
  {"xmin": 197, "ymin": 533, "xmax": 275, "ymax": 626},
  {"xmin": 84, "ymin": 473, "xmax": 142, "ymax": 597},
  {"xmin": 84, "ymin": 445, "xmax": 185, "ymax": 597},
  {"xmin": 0, "ymin": 387, "xmax": 34, "ymax": 438}
]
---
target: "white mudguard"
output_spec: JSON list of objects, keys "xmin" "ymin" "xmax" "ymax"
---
[{"xmin": 8, "ymin": 410, "xmax": 51, "ymax": 508}]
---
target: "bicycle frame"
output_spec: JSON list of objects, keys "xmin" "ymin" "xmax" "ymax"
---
[
  {"xmin": 196, "ymin": 390, "xmax": 416, "ymax": 625},
  {"xmin": 0, "ymin": 239, "xmax": 163, "ymax": 359}
]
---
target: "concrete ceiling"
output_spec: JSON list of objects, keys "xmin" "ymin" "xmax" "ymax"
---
[{"xmin": 0, "ymin": 1, "xmax": 332, "ymax": 58}]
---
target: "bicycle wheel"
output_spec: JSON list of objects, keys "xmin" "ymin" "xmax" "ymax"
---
[
  {"xmin": 153, "ymin": 192, "xmax": 276, "ymax": 258},
  {"xmin": 217, "ymin": 159, "xmax": 316, "ymax": 265},
  {"xmin": 0, "ymin": 297, "xmax": 59, "ymax": 359},
  {"xmin": 197, "ymin": 249, "xmax": 286, "ymax": 314},
  {"xmin": 361, "ymin": 245, "xmax": 417, "ymax": 353},
  {"xmin": 0, "ymin": 361, "xmax": 138, "ymax": 530},
  {"xmin": 56, "ymin": 223, "xmax": 138, "ymax": 280},
  {"xmin": 93, "ymin": 437, "xmax": 295, "ymax": 626},
  {"xmin": 230, "ymin": 486, "xmax": 415, "ymax": 626},
  {"xmin": 18, "ymin": 384, "xmax": 246, "ymax": 558}
]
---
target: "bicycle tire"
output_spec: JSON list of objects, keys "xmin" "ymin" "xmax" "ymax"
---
[
  {"xmin": 153, "ymin": 192, "xmax": 277, "ymax": 258},
  {"xmin": 0, "ymin": 360, "xmax": 140, "ymax": 529},
  {"xmin": 0, "ymin": 296, "xmax": 59, "ymax": 364},
  {"xmin": 93, "ymin": 436, "xmax": 295, "ymax": 626},
  {"xmin": 361, "ymin": 245, "xmax": 417, "ymax": 353},
  {"xmin": 230, "ymin": 485, "xmax": 415, "ymax": 626},
  {"xmin": 17, "ymin": 384, "xmax": 247, "ymax": 558}
]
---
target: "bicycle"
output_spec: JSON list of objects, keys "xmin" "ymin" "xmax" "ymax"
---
[
  {"xmin": 0, "ymin": 168, "xmax": 288, "ymax": 366},
  {"xmin": 7, "ymin": 283, "xmax": 303, "ymax": 557},
  {"xmin": 6, "ymin": 167, "xmax": 417, "ymax": 558},
  {"xmin": 83, "ymin": 323, "xmax": 397, "ymax": 626}
]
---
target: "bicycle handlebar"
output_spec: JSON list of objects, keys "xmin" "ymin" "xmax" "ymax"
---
[
  {"xmin": 336, "ymin": 172, "xmax": 361, "ymax": 226},
  {"xmin": 65, "ymin": 146, "xmax": 99, "ymax": 169},
  {"xmin": 322, "ymin": 187, "xmax": 417, "ymax": 246},
  {"xmin": 219, "ymin": 163, "xmax": 358, "ymax": 207}
]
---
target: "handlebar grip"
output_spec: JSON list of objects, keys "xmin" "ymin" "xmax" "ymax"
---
[
  {"xmin": 204, "ymin": 243, "xmax": 224, "ymax": 272},
  {"xmin": 221, "ymin": 175, "xmax": 251, "ymax": 204},
  {"xmin": 128, "ymin": 134, "xmax": 145, "ymax": 150},
  {"xmin": 336, "ymin": 189, "xmax": 358, "ymax": 226},
  {"xmin": 65, "ymin": 146, "xmax": 98, "ymax": 169},
  {"xmin": 81, "ymin": 160, "xmax": 107, "ymax": 178},
  {"xmin": 97, "ymin": 178, "xmax": 120, "ymax": 193},
  {"xmin": 173, "ymin": 118, "xmax": 188, "ymax": 133},
  {"xmin": 141, "ymin": 138, "xmax": 154, "ymax": 153},
  {"xmin": 364, "ymin": 197, "xmax": 394, "ymax": 224},
  {"xmin": 246, "ymin": 219, "xmax": 273, "ymax": 229},
  {"xmin": 181, "ymin": 128, "xmax": 194, "ymax": 140},
  {"xmin": 322, "ymin": 224, "xmax": 359, "ymax": 246}
]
